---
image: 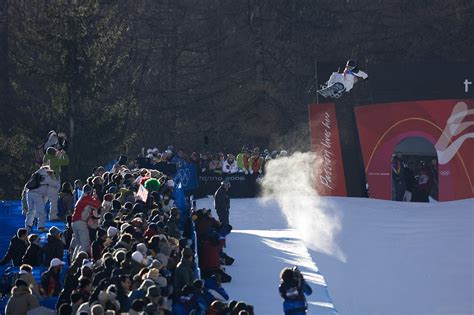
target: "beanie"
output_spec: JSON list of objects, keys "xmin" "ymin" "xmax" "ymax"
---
[
  {"xmin": 144, "ymin": 178, "xmax": 161, "ymax": 192},
  {"xmin": 107, "ymin": 226, "xmax": 118, "ymax": 238}
]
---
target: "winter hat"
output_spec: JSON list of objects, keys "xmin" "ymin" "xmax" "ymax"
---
[
  {"xmin": 83, "ymin": 184, "xmax": 93, "ymax": 194},
  {"xmin": 112, "ymin": 199, "xmax": 121, "ymax": 210},
  {"xmin": 107, "ymin": 226, "xmax": 118, "ymax": 238},
  {"xmin": 147, "ymin": 285, "xmax": 161, "ymax": 298},
  {"xmin": 49, "ymin": 226, "xmax": 61, "ymax": 237},
  {"xmin": 136, "ymin": 243, "xmax": 148, "ymax": 256},
  {"xmin": 50, "ymin": 258, "xmax": 65, "ymax": 268},
  {"xmin": 28, "ymin": 234, "xmax": 40, "ymax": 243},
  {"xmin": 120, "ymin": 223, "xmax": 131, "ymax": 233},
  {"xmin": 144, "ymin": 178, "xmax": 161, "ymax": 192},
  {"xmin": 91, "ymin": 304, "xmax": 105, "ymax": 315},
  {"xmin": 132, "ymin": 203, "xmax": 144, "ymax": 214},
  {"xmin": 132, "ymin": 251, "xmax": 146, "ymax": 265},
  {"xmin": 103, "ymin": 193, "xmax": 114, "ymax": 202},
  {"xmin": 82, "ymin": 259, "xmax": 94, "ymax": 270},
  {"xmin": 182, "ymin": 247, "xmax": 193, "ymax": 258},
  {"xmin": 103, "ymin": 212, "xmax": 114, "ymax": 221},
  {"xmin": 171, "ymin": 207, "xmax": 180, "ymax": 217},
  {"xmin": 148, "ymin": 259, "xmax": 162, "ymax": 270},
  {"xmin": 108, "ymin": 186, "xmax": 118, "ymax": 194}
]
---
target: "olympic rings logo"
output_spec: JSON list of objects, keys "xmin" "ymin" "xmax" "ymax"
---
[
  {"xmin": 439, "ymin": 171, "xmax": 450, "ymax": 176},
  {"xmin": 175, "ymin": 168, "xmax": 191, "ymax": 187}
]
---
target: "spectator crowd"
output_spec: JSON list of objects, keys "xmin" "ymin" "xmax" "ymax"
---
[
  {"xmin": 1, "ymin": 130, "xmax": 261, "ymax": 315},
  {"xmin": 135, "ymin": 146, "xmax": 288, "ymax": 176}
]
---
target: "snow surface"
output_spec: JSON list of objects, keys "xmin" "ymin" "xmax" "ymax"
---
[{"xmin": 196, "ymin": 196, "xmax": 473, "ymax": 315}]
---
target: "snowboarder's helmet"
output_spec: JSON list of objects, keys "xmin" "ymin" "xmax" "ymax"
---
[{"xmin": 346, "ymin": 60, "xmax": 356, "ymax": 70}]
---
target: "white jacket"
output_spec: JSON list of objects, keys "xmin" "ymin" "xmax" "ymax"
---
[
  {"xmin": 222, "ymin": 159, "xmax": 238, "ymax": 174},
  {"xmin": 327, "ymin": 69, "xmax": 368, "ymax": 92},
  {"xmin": 28, "ymin": 168, "xmax": 60, "ymax": 196}
]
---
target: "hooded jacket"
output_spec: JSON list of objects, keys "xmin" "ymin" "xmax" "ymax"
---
[
  {"xmin": 18, "ymin": 272, "xmax": 42, "ymax": 298},
  {"xmin": 72, "ymin": 194, "xmax": 102, "ymax": 222},
  {"xmin": 43, "ymin": 234, "xmax": 65, "ymax": 267},
  {"xmin": 5, "ymin": 285, "xmax": 40, "ymax": 315},
  {"xmin": 22, "ymin": 243, "xmax": 44, "ymax": 267},
  {"xmin": 0, "ymin": 236, "xmax": 28, "ymax": 266}
]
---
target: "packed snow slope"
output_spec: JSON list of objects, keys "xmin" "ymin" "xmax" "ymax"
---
[
  {"xmin": 197, "ymin": 197, "xmax": 338, "ymax": 315},
  {"xmin": 197, "ymin": 196, "xmax": 473, "ymax": 315}
]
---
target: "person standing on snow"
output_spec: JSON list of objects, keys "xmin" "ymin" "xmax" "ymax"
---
[
  {"xmin": 279, "ymin": 267, "xmax": 312, "ymax": 315},
  {"xmin": 214, "ymin": 180, "xmax": 231, "ymax": 225}
]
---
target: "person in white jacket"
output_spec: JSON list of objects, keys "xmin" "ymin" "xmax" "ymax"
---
[
  {"xmin": 25, "ymin": 166, "xmax": 59, "ymax": 233},
  {"xmin": 326, "ymin": 59, "xmax": 368, "ymax": 92},
  {"xmin": 222, "ymin": 154, "xmax": 239, "ymax": 174}
]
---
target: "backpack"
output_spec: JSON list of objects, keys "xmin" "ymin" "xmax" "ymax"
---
[{"xmin": 26, "ymin": 172, "xmax": 43, "ymax": 190}]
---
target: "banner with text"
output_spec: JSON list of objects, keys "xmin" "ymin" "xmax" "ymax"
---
[{"xmin": 308, "ymin": 103, "xmax": 347, "ymax": 196}]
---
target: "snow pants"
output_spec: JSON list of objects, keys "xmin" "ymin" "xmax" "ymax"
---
[
  {"xmin": 72, "ymin": 220, "xmax": 90, "ymax": 259},
  {"xmin": 46, "ymin": 180, "xmax": 60, "ymax": 220},
  {"xmin": 26, "ymin": 191, "xmax": 46, "ymax": 228},
  {"xmin": 216, "ymin": 208, "xmax": 230, "ymax": 225}
]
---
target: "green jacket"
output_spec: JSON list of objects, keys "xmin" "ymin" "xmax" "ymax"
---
[
  {"xmin": 236, "ymin": 153, "xmax": 250, "ymax": 171},
  {"xmin": 43, "ymin": 153, "xmax": 69, "ymax": 175}
]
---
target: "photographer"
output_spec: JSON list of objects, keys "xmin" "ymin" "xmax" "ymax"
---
[
  {"xmin": 214, "ymin": 180, "xmax": 231, "ymax": 225},
  {"xmin": 279, "ymin": 267, "xmax": 312, "ymax": 315}
]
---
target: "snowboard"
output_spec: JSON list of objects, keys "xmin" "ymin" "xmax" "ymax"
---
[{"xmin": 317, "ymin": 82, "xmax": 345, "ymax": 98}]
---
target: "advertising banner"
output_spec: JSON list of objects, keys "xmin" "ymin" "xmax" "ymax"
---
[
  {"xmin": 308, "ymin": 103, "xmax": 347, "ymax": 196},
  {"xmin": 355, "ymin": 99, "xmax": 474, "ymax": 201}
]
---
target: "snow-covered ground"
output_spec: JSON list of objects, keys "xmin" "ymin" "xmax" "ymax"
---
[{"xmin": 196, "ymin": 196, "xmax": 473, "ymax": 315}]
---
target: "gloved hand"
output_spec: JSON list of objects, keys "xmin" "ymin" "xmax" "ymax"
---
[
  {"xmin": 244, "ymin": 170, "xmax": 248, "ymax": 175},
  {"xmin": 249, "ymin": 170, "xmax": 253, "ymax": 174},
  {"xmin": 258, "ymin": 170, "xmax": 262, "ymax": 174}
]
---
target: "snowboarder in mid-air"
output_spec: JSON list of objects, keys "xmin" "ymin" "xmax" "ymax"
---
[{"xmin": 317, "ymin": 60, "xmax": 369, "ymax": 98}]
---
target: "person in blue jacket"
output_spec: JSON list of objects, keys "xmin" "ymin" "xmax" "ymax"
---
[{"xmin": 279, "ymin": 266, "xmax": 312, "ymax": 315}]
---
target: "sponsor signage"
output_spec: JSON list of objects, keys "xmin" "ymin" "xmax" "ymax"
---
[
  {"xmin": 308, "ymin": 103, "xmax": 347, "ymax": 196},
  {"xmin": 355, "ymin": 99, "xmax": 474, "ymax": 201}
]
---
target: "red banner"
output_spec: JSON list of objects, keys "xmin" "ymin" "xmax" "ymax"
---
[
  {"xmin": 355, "ymin": 99, "xmax": 474, "ymax": 201},
  {"xmin": 308, "ymin": 103, "xmax": 347, "ymax": 196}
]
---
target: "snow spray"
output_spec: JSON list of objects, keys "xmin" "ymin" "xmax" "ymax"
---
[{"xmin": 260, "ymin": 152, "xmax": 346, "ymax": 262}]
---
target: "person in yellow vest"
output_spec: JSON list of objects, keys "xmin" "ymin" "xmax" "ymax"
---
[
  {"xmin": 236, "ymin": 146, "xmax": 251, "ymax": 174},
  {"xmin": 249, "ymin": 147, "xmax": 264, "ymax": 174}
]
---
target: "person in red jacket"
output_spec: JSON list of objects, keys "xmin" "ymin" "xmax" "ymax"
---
[
  {"xmin": 199, "ymin": 231, "xmax": 231, "ymax": 283},
  {"xmin": 71, "ymin": 185, "xmax": 101, "ymax": 260}
]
